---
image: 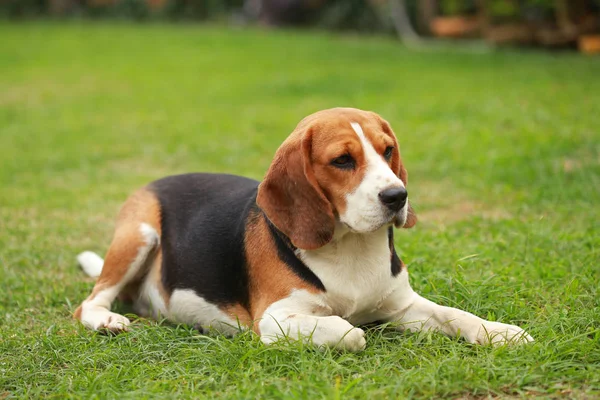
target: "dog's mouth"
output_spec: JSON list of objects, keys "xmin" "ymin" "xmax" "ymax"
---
[
  {"xmin": 342, "ymin": 213, "xmax": 400, "ymax": 234},
  {"xmin": 393, "ymin": 215, "xmax": 406, "ymax": 228},
  {"xmin": 393, "ymin": 207, "xmax": 408, "ymax": 228}
]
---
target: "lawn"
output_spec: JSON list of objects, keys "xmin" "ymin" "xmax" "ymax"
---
[{"xmin": 1, "ymin": 22, "xmax": 599, "ymax": 399}]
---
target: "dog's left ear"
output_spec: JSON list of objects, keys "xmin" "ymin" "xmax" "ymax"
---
[
  {"xmin": 372, "ymin": 112, "xmax": 417, "ymax": 229},
  {"xmin": 257, "ymin": 125, "xmax": 335, "ymax": 250}
]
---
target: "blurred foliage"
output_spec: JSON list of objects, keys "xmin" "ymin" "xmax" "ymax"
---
[
  {"xmin": 490, "ymin": 0, "xmax": 521, "ymax": 18},
  {"xmin": 438, "ymin": 0, "xmax": 598, "ymax": 23},
  {"xmin": 0, "ymin": 0, "xmax": 46, "ymax": 17},
  {"xmin": 0, "ymin": 0, "xmax": 244, "ymax": 20},
  {"xmin": 0, "ymin": 0, "xmax": 397, "ymax": 32},
  {"xmin": 439, "ymin": 0, "xmax": 477, "ymax": 15},
  {"xmin": 437, "ymin": 0, "xmax": 550, "ymax": 18},
  {"xmin": 114, "ymin": 0, "xmax": 151, "ymax": 20},
  {"xmin": 0, "ymin": 0, "xmax": 598, "ymax": 36},
  {"xmin": 316, "ymin": 0, "xmax": 394, "ymax": 32},
  {"xmin": 161, "ymin": 0, "xmax": 244, "ymax": 21}
]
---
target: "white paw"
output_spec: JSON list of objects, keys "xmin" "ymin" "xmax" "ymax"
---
[
  {"xmin": 470, "ymin": 321, "xmax": 533, "ymax": 346},
  {"xmin": 335, "ymin": 326, "xmax": 366, "ymax": 352},
  {"xmin": 259, "ymin": 315, "xmax": 366, "ymax": 352},
  {"xmin": 308, "ymin": 316, "xmax": 366, "ymax": 352},
  {"xmin": 82, "ymin": 308, "xmax": 131, "ymax": 333}
]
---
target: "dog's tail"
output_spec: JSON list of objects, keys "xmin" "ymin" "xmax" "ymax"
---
[{"xmin": 77, "ymin": 251, "xmax": 104, "ymax": 278}]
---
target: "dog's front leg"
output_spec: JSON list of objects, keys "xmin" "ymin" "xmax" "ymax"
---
[
  {"xmin": 258, "ymin": 292, "xmax": 366, "ymax": 352},
  {"xmin": 383, "ymin": 272, "xmax": 534, "ymax": 346}
]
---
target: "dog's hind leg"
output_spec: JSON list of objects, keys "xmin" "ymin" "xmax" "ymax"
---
[{"xmin": 74, "ymin": 188, "xmax": 161, "ymax": 333}]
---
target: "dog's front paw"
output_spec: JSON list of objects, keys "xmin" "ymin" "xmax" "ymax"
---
[
  {"xmin": 82, "ymin": 309, "xmax": 131, "ymax": 333},
  {"xmin": 468, "ymin": 321, "xmax": 533, "ymax": 346},
  {"xmin": 335, "ymin": 326, "xmax": 366, "ymax": 352},
  {"xmin": 260, "ymin": 315, "xmax": 366, "ymax": 352}
]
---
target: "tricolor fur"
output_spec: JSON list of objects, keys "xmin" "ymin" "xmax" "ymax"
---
[{"xmin": 75, "ymin": 108, "xmax": 533, "ymax": 350}]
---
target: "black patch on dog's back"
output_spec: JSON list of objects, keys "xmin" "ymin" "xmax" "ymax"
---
[{"xmin": 150, "ymin": 173, "xmax": 258, "ymax": 308}]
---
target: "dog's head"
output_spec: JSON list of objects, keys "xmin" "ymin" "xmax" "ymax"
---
[{"xmin": 257, "ymin": 108, "xmax": 416, "ymax": 250}]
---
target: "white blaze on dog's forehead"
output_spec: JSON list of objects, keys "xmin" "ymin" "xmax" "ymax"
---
[
  {"xmin": 349, "ymin": 122, "xmax": 380, "ymax": 164},
  {"xmin": 349, "ymin": 121, "xmax": 402, "ymax": 187},
  {"xmin": 350, "ymin": 122, "xmax": 367, "ymax": 141}
]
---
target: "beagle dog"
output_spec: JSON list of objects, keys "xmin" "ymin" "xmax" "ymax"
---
[{"xmin": 74, "ymin": 108, "xmax": 533, "ymax": 350}]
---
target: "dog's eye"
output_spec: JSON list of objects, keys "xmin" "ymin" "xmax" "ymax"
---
[
  {"xmin": 383, "ymin": 146, "xmax": 394, "ymax": 161},
  {"xmin": 331, "ymin": 154, "xmax": 355, "ymax": 170}
]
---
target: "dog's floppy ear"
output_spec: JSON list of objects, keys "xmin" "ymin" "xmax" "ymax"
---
[
  {"xmin": 373, "ymin": 112, "xmax": 417, "ymax": 229},
  {"xmin": 257, "ymin": 126, "xmax": 335, "ymax": 250}
]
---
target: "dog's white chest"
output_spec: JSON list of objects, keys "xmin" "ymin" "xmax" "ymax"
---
[{"xmin": 299, "ymin": 228, "xmax": 399, "ymax": 324}]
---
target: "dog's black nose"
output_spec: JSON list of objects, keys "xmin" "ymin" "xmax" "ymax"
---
[{"xmin": 379, "ymin": 187, "xmax": 408, "ymax": 211}]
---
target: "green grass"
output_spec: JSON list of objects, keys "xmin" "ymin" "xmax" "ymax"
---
[{"xmin": 1, "ymin": 22, "xmax": 599, "ymax": 399}]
